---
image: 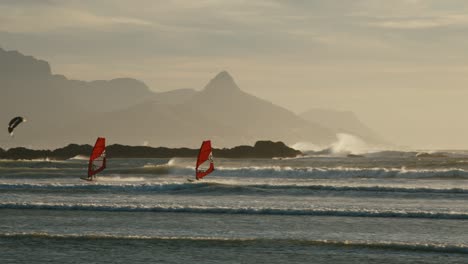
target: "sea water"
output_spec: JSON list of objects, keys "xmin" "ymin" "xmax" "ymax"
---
[{"xmin": 0, "ymin": 153, "xmax": 467, "ymax": 263}]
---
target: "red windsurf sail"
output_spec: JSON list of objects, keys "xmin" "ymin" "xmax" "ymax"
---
[
  {"xmin": 88, "ymin": 137, "xmax": 106, "ymax": 179},
  {"xmin": 196, "ymin": 140, "xmax": 214, "ymax": 180}
]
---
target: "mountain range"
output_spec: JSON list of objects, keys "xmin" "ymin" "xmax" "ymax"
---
[{"xmin": 0, "ymin": 47, "xmax": 383, "ymax": 148}]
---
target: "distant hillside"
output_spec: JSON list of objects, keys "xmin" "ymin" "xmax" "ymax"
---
[
  {"xmin": 153, "ymin": 88, "xmax": 197, "ymax": 105},
  {"xmin": 186, "ymin": 72, "xmax": 333, "ymax": 145},
  {"xmin": 50, "ymin": 72, "xmax": 335, "ymax": 147},
  {"xmin": 300, "ymin": 108, "xmax": 385, "ymax": 144},
  {"xmin": 0, "ymin": 48, "xmax": 154, "ymax": 114},
  {"xmin": 0, "ymin": 47, "xmax": 157, "ymax": 148},
  {"xmin": 0, "ymin": 47, "xmax": 337, "ymax": 148}
]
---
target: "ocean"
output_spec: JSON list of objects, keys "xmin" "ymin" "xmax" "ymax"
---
[{"xmin": 1, "ymin": 152, "xmax": 467, "ymax": 263}]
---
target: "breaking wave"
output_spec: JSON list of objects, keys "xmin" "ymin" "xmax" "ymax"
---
[
  {"xmin": 138, "ymin": 158, "xmax": 192, "ymax": 174},
  {"xmin": 0, "ymin": 182, "xmax": 467, "ymax": 196},
  {"xmin": 1, "ymin": 232, "xmax": 467, "ymax": 254},
  {"xmin": 1, "ymin": 202, "xmax": 466, "ymax": 220},
  {"xmin": 96, "ymin": 176, "xmax": 146, "ymax": 182},
  {"xmin": 0, "ymin": 158, "xmax": 66, "ymax": 163},
  {"xmin": 2, "ymin": 165, "xmax": 468, "ymax": 180},
  {"xmin": 68, "ymin": 155, "xmax": 88, "ymax": 160},
  {"xmin": 212, "ymin": 166, "xmax": 468, "ymax": 179},
  {"xmin": 293, "ymin": 133, "xmax": 383, "ymax": 155},
  {"xmin": 0, "ymin": 182, "xmax": 193, "ymax": 192}
]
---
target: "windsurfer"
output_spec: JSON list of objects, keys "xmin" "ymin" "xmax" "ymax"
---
[
  {"xmin": 193, "ymin": 140, "xmax": 215, "ymax": 181},
  {"xmin": 83, "ymin": 137, "xmax": 106, "ymax": 182},
  {"xmin": 88, "ymin": 164, "xmax": 97, "ymax": 180}
]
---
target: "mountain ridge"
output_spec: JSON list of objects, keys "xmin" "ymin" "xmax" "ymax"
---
[{"xmin": 0, "ymin": 47, "xmax": 383, "ymax": 148}]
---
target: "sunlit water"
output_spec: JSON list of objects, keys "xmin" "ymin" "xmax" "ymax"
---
[{"xmin": 1, "ymin": 154, "xmax": 468, "ymax": 263}]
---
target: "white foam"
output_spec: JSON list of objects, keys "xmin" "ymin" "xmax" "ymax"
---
[
  {"xmin": 292, "ymin": 133, "xmax": 387, "ymax": 155},
  {"xmin": 1, "ymin": 202, "xmax": 466, "ymax": 219},
  {"xmin": 96, "ymin": 176, "xmax": 145, "ymax": 182},
  {"xmin": 68, "ymin": 155, "xmax": 88, "ymax": 160}
]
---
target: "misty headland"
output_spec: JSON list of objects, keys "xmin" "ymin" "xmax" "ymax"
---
[{"xmin": 0, "ymin": 47, "xmax": 385, "ymax": 151}]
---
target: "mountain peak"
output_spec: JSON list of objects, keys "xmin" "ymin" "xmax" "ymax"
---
[
  {"xmin": 214, "ymin": 70, "xmax": 233, "ymax": 79},
  {"xmin": 203, "ymin": 71, "xmax": 241, "ymax": 92}
]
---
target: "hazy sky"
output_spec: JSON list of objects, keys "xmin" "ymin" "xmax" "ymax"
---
[{"xmin": 1, "ymin": 0, "xmax": 468, "ymax": 149}]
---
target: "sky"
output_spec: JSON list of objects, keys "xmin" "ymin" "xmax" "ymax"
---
[{"xmin": 1, "ymin": 0, "xmax": 468, "ymax": 149}]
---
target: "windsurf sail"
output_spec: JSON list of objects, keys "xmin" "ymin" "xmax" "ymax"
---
[
  {"xmin": 195, "ymin": 140, "xmax": 214, "ymax": 180},
  {"xmin": 8, "ymin": 116, "xmax": 26, "ymax": 136},
  {"xmin": 88, "ymin": 137, "xmax": 106, "ymax": 179}
]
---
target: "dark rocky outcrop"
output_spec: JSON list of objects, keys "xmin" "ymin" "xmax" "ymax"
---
[
  {"xmin": 0, "ymin": 140, "xmax": 301, "ymax": 160},
  {"xmin": 216, "ymin": 141, "xmax": 300, "ymax": 158}
]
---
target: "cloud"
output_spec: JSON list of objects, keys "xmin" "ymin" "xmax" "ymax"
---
[
  {"xmin": 0, "ymin": 5, "xmax": 152, "ymax": 33},
  {"xmin": 349, "ymin": 0, "xmax": 468, "ymax": 29},
  {"xmin": 369, "ymin": 14, "xmax": 468, "ymax": 29}
]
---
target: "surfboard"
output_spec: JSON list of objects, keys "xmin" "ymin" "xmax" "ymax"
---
[{"xmin": 80, "ymin": 177, "xmax": 95, "ymax": 182}]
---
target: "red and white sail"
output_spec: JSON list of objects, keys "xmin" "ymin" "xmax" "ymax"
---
[
  {"xmin": 88, "ymin": 137, "xmax": 106, "ymax": 178},
  {"xmin": 196, "ymin": 140, "xmax": 214, "ymax": 180}
]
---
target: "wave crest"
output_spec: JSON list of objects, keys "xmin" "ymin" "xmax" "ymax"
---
[
  {"xmin": 1, "ymin": 202, "xmax": 466, "ymax": 219},
  {"xmin": 1, "ymin": 232, "xmax": 466, "ymax": 254},
  {"xmin": 0, "ymin": 182, "xmax": 466, "ymax": 195}
]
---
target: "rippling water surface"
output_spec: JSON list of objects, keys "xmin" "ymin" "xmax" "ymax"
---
[{"xmin": 1, "ymin": 154, "xmax": 468, "ymax": 263}]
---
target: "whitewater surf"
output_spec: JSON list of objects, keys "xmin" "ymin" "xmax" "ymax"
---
[{"xmin": 1, "ymin": 153, "xmax": 467, "ymax": 263}]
